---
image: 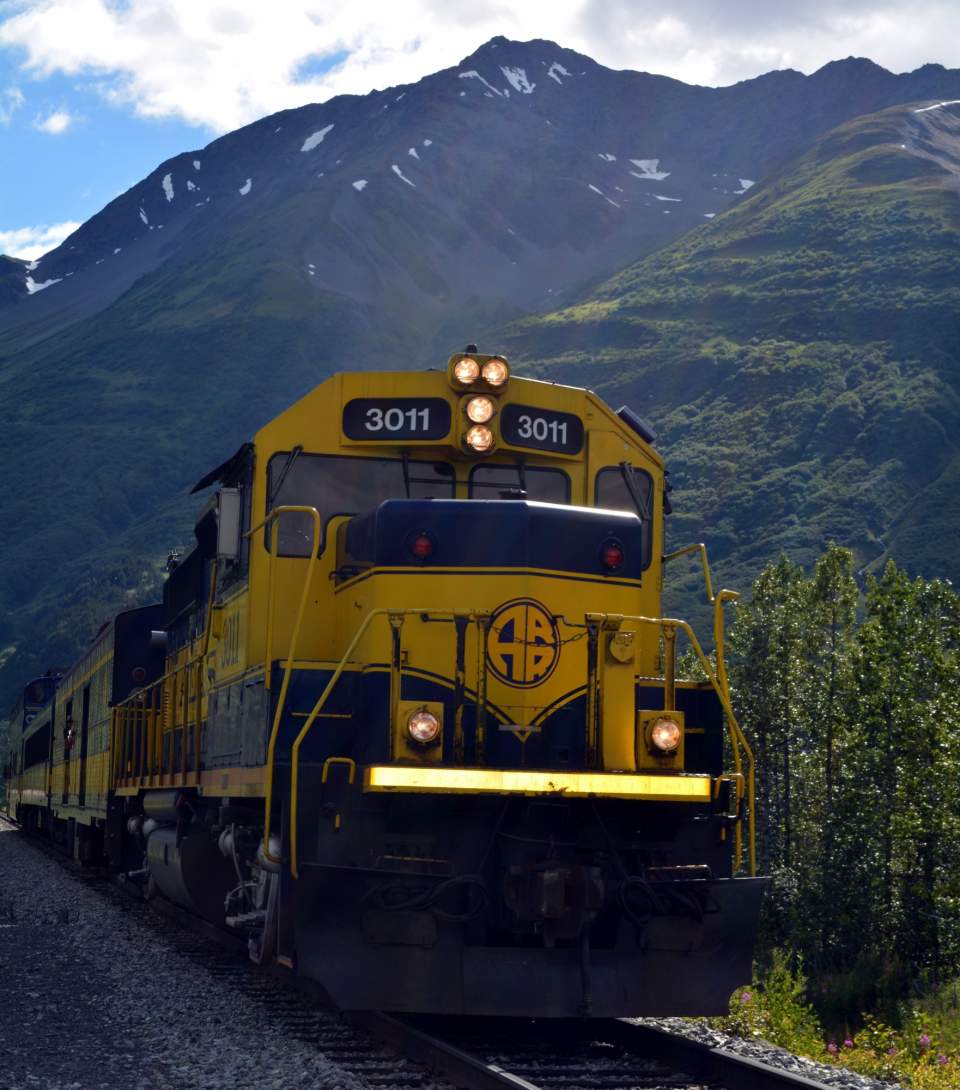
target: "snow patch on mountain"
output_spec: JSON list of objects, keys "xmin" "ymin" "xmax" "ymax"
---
[
  {"xmin": 352, "ymin": 179, "xmax": 368, "ymax": 191},
  {"xmin": 588, "ymin": 183, "xmax": 620, "ymax": 208},
  {"xmin": 547, "ymin": 62, "xmax": 571, "ymax": 84},
  {"xmin": 913, "ymin": 100, "xmax": 960, "ymax": 113},
  {"xmin": 162, "ymin": 174, "xmax": 174, "ymax": 202},
  {"xmin": 629, "ymin": 159, "xmax": 670, "ymax": 180},
  {"xmin": 239, "ymin": 178, "xmax": 252, "ymax": 195},
  {"xmin": 735, "ymin": 178, "xmax": 755, "ymax": 193},
  {"xmin": 423, "ymin": 139, "xmax": 433, "ymax": 147},
  {"xmin": 408, "ymin": 147, "xmax": 420, "ymax": 159},
  {"xmin": 186, "ymin": 180, "xmax": 196, "ymax": 191},
  {"xmin": 459, "ymin": 71, "xmax": 502, "ymax": 97},
  {"xmin": 301, "ymin": 124, "xmax": 334, "ymax": 152},
  {"xmin": 598, "ymin": 153, "xmax": 617, "ymax": 162},
  {"xmin": 391, "ymin": 164, "xmax": 416, "ymax": 187},
  {"xmin": 193, "ymin": 160, "xmax": 201, "ymax": 170},
  {"xmin": 501, "ymin": 66, "xmax": 535, "ymax": 94},
  {"xmin": 25, "ymin": 275, "xmax": 62, "ymax": 294},
  {"xmin": 138, "ymin": 207, "xmax": 149, "ymax": 225},
  {"xmin": 654, "ymin": 194, "xmax": 682, "ymax": 202}
]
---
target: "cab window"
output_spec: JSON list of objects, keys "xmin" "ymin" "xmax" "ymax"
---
[
  {"xmin": 595, "ymin": 465, "xmax": 654, "ymax": 568},
  {"xmin": 267, "ymin": 454, "xmax": 455, "ymax": 557},
  {"xmin": 468, "ymin": 465, "xmax": 570, "ymax": 503}
]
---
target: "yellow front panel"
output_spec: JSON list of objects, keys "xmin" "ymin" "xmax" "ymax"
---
[{"xmin": 334, "ymin": 569, "xmax": 649, "ymax": 743}]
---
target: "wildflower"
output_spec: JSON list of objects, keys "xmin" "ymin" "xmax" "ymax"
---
[
  {"xmin": 887, "ymin": 1046, "xmax": 898, "ymax": 1057},
  {"xmin": 740, "ymin": 991, "xmax": 752, "ymax": 1004},
  {"xmin": 843, "ymin": 1038, "xmax": 854, "ymax": 1048},
  {"xmin": 937, "ymin": 1054, "xmax": 948, "ymax": 1066},
  {"xmin": 827, "ymin": 1041, "xmax": 838, "ymax": 1056},
  {"xmin": 919, "ymin": 1034, "xmax": 930, "ymax": 1051}
]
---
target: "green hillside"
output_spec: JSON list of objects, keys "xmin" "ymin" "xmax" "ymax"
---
[{"xmin": 499, "ymin": 102, "xmax": 960, "ymax": 613}]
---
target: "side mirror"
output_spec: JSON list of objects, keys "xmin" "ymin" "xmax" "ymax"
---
[{"xmin": 217, "ymin": 488, "xmax": 242, "ymax": 561}]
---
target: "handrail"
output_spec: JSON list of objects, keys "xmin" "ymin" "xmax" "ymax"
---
[
  {"xmin": 244, "ymin": 505, "xmax": 322, "ymax": 865},
  {"xmin": 288, "ymin": 608, "xmax": 488, "ymax": 878},
  {"xmin": 662, "ymin": 542, "xmax": 740, "ymax": 738},
  {"xmin": 623, "ymin": 612, "xmax": 756, "ymax": 877},
  {"xmin": 663, "ymin": 542, "xmax": 716, "ymax": 602},
  {"xmin": 112, "ymin": 559, "xmax": 219, "ymax": 788}
]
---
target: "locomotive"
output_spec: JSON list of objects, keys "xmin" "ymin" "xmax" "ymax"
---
[{"xmin": 3, "ymin": 350, "xmax": 765, "ymax": 1017}]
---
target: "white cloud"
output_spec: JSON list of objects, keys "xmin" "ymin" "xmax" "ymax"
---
[
  {"xmin": 33, "ymin": 108, "xmax": 73, "ymax": 134},
  {"xmin": 0, "ymin": 1, "xmax": 957, "ymax": 134},
  {"xmin": 0, "ymin": 220, "xmax": 81, "ymax": 260},
  {"xmin": 0, "ymin": 86, "xmax": 24, "ymax": 124}
]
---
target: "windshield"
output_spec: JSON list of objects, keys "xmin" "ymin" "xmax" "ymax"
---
[
  {"xmin": 268, "ymin": 454, "xmax": 455, "ymax": 556},
  {"xmin": 468, "ymin": 464, "xmax": 570, "ymax": 502}
]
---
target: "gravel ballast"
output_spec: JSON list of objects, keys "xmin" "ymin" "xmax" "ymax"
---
[
  {"xmin": 638, "ymin": 1017, "xmax": 908, "ymax": 1090},
  {"xmin": 0, "ymin": 821, "xmax": 436, "ymax": 1090}
]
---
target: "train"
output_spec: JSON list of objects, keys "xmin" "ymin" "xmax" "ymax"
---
[{"xmin": 2, "ymin": 349, "xmax": 765, "ymax": 1018}]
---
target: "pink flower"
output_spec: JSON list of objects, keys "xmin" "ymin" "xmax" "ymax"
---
[
  {"xmin": 937, "ymin": 1054, "xmax": 948, "ymax": 1066},
  {"xmin": 919, "ymin": 1034, "xmax": 931, "ymax": 1051},
  {"xmin": 887, "ymin": 1046, "xmax": 898, "ymax": 1057},
  {"xmin": 740, "ymin": 991, "xmax": 752, "ymax": 1004},
  {"xmin": 827, "ymin": 1042, "xmax": 838, "ymax": 1056},
  {"xmin": 843, "ymin": 1038, "xmax": 854, "ymax": 1048}
]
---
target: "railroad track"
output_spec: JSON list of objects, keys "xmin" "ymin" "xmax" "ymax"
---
[
  {"xmin": 354, "ymin": 1012, "xmax": 842, "ymax": 1090},
  {"xmin": 3, "ymin": 816, "xmax": 839, "ymax": 1090}
]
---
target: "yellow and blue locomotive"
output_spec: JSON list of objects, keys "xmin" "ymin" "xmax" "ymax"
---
[{"xmin": 4, "ymin": 350, "xmax": 764, "ymax": 1017}]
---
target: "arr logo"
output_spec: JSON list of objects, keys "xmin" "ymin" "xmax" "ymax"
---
[{"xmin": 486, "ymin": 598, "xmax": 560, "ymax": 688}]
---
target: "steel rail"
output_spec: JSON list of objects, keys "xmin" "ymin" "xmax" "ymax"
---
[
  {"xmin": 355, "ymin": 1011, "xmax": 842, "ymax": 1090},
  {"xmin": 604, "ymin": 1020, "xmax": 839, "ymax": 1090},
  {"xmin": 350, "ymin": 1011, "xmax": 541, "ymax": 1090}
]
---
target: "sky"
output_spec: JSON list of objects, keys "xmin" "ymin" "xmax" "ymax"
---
[{"xmin": 1, "ymin": 0, "xmax": 959, "ymax": 260}]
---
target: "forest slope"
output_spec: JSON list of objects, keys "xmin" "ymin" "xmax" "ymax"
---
[{"xmin": 500, "ymin": 101, "xmax": 960, "ymax": 611}]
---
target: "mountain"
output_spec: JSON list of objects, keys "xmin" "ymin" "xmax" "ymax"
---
[
  {"xmin": 2, "ymin": 37, "xmax": 960, "ymax": 703},
  {"xmin": 498, "ymin": 98, "xmax": 960, "ymax": 613},
  {"xmin": 0, "ymin": 255, "xmax": 27, "ymax": 306}
]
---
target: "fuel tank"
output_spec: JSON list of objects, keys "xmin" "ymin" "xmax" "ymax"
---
[{"xmin": 146, "ymin": 826, "xmax": 237, "ymax": 923}]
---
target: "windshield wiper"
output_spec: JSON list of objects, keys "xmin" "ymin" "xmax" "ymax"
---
[
  {"xmin": 269, "ymin": 444, "xmax": 303, "ymax": 508},
  {"xmin": 619, "ymin": 461, "xmax": 651, "ymax": 522}
]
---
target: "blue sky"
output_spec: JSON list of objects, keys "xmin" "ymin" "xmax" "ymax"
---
[
  {"xmin": 0, "ymin": 66, "xmax": 210, "ymax": 250},
  {"xmin": 1, "ymin": 0, "xmax": 958, "ymax": 260}
]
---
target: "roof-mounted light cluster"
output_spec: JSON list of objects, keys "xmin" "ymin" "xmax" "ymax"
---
[{"xmin": 448, "ymin": 345, "xmax": 510, "ymax": 454}]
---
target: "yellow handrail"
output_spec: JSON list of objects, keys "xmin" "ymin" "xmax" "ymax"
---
[
  {"xmin": 619, "ymin": 612, "xmax": 756, "ymax": 876},
  {"xmin": 244, "ymin": 506, "xmax": 322, "ymax": 864},
  {"xmin": 288, "ymin": 608, "xmax": 488, "ymax": 878},
  {"xmin": 112, "ymin": 559, "xmax": 219, "ymax": 788},
  {"xmin": 662, "ymin": 543, "xmax": 743, "ymax": 815},
  {"xmin": 663, "ymin": 542, "xmax": 716, "ymax": 602}
]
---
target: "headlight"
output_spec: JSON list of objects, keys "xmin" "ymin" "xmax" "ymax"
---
[
  {"xmin": 466, "ymin": 395, "xmax": 495, "ymax": 423},
  {"xmin": 481, "ymin": 358, "xmax": 509, "ymax": 386},
  {"xmin": 407, "ymin": 708, "xmax": 441, "ymax": 744},
  {"xmin": 650, "ymin": 717, "xmax": 682, "ymax": 753},
  {"xmin": 453, "ymin": 357, "xmax": 480, "ymax": 385},
  {"xmin": 465, "ymin": 424, "xmax": 494, "ymax": 452}
]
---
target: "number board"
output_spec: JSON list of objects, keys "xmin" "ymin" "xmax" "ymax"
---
[
  {"xmin": 342, "ymin": 398, "xmax": 452, "ymax": 442},
  {"xmin": 500, "ymin": 403, "xmax": 584, "ymax": 455}
]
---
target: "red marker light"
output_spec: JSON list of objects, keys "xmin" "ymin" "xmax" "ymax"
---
[
  {"xmin": 132, "ymin": 666, "xmax": 147, "ymax": 684},
  {"xmin": 409, "ymin": 532, "xmax": 435, "ymax": 560},
  {"xmin": 601, "ymin": 540, "xmax": 624, "ymax": 571}
]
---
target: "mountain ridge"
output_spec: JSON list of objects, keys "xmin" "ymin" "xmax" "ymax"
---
[{"xmin": 2, "ymin": 38, "xmax": 960, "ymax": 704}]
